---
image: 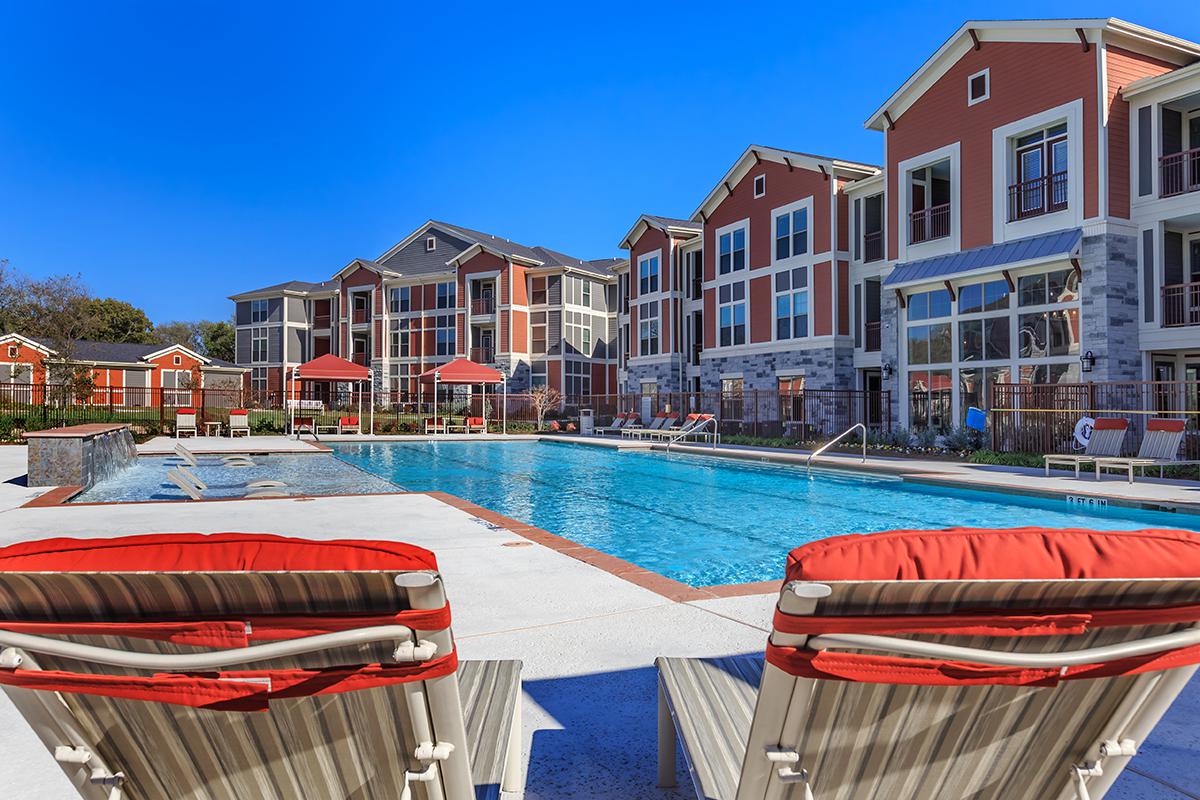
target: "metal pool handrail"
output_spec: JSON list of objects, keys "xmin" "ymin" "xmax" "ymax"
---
[
  {"xmin": 805, "ymin": 423, "xmax": 866, "ymax": 476},
  {"xmin": 665, "ymin": 416, "xmax": 719, "ymax": 452}
]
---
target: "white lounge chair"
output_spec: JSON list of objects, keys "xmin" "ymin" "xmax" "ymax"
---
[
  {"xmin": 1044, "ymin": 417, "xmax": 1129, "ymax": 476},
  {"xmin": 228, "ymin": 408, "xmax": 251, "ymax": 437},
  {"xmin": 167, "ymin": 468, "xmax": 287, "ymax": 500},
  {"xmin": 174, "ymin": 408, "xmax": 198, "ymax": 438},
  {"xmin": 0, "ymin": 532, "xmax": 525, "ymax": 800},
  {"xmin": 174, "ymin": 442, "xmax": 255, "ymax": 468},
  {"xmin": 657, "ymin": 526, "xmax": 1200, "ymax": 800},
  {"xmin": 623, "ymin": 412, "xmax": 678, "ymax": 439},
  {"xmin": 595, "ymin": 412, "xmax": 632, "ymax": 435},
  {"xmin": 1093, "ymin": 418, "xmax": 1200, "ymax": 482}
]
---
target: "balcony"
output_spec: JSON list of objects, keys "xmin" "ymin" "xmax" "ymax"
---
[
  {"xmin": 470, "ymin": 346, "xmax": 495, "ymax": 364},
  {"xmin": 691, "ymin": 343, "xmax": 702, "ymax": 366},
  {"xmin": 909, "ymin": 203, "xmax": 950, "ymax": 244},
  {"xmin": 471, "ymin": 297, "xmax": 495, "ymax": 316},
  {"xmin": 863, "ymin": 230, "xmax": 883, "ymax": 263},
  {"xmin": 1008, "ymin": 172, "xmax": 1068, "ymax": 221},
  {"xmin": 314, "ymin": 314, "xmax": 331, "ymax": 329},
  {"xmin": 864, "ymin": 321, "xmax": 881, "ymax": 352},
  {"xmin": 351, "ymin": 308, "xmax": 370, "ymax": 325},
  {"xmin": 1163, "ymin": 282, "xmax": 1200, "ymax": 327},
  {"xmin": 350, "ymin": 352, "xmax": 369, "ymax": 366},
  {"xmin": 1160, "ymin": 148, "xmax": 1200, "ymax": 198}
]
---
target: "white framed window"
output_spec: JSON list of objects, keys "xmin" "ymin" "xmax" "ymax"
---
[
  {"xmin": 897, "ymin": 142, "xmax": 961, "ymax": 260},
  {"xmin": 717, "ymin": 221, "xmax": 748, "ymax": 276},
  {"xmin": 7, "ymin": 345, "xmax": 18, "ymax": 359},
  {"xmin": 967, "ymin": 68, "xmax": 989, "ymax": 106},
  {"xmin": 251, "ymin": 328, "xmax": 268, "ymax": 363},
  {"xmin": 425, "ymin": 236, "xmax": 436, "ymax": 252},
  {"xmin": 434, "ymin": 314, "xmax": 456, "ymax": 356},
  {"xmin": 531, "ymin": 360, "xmax": 548, "ymax": 387},
  {"xmin": 753, "ymin": 174, "xmax": 766, "ymax": 198},
  {"xmin": 530, "ymin": 312, "xmax": 547, "ymax": 355},
  {"xmin": 1010, "ymin": 122, "xmax": 1069, "ymax": 221},
  {"xmin": 718, "ymin": 282, "xmax": 747, "ymax": 347},
  {"xmin": 772, "ymin": 199, "xmax": 811, "ymax": 262},
  {"xmin": 991, "ymin": 100, "xmax": 1083, "ymax": 241},
  {"xmin": 774, "ymin": 267, "xmax": 809, "ymax": 340},
  {"xmin": 638, "ymin": 302, "xmax": 659, "ymax": 356},
  {"xmin": 565, "ymin": 359, "xmax": 590, "ymax": 396},
  {"xmin": 582, "ymin": 278, "xmax": 592, "ymax": 307},
  {"xmin": 530, "ymin": 277, "xmax": 547, "ymax": 305},
  {"xmin": 436, "ymin": 281, "xmax": 456, "ymax": 309},
  {"xmin": 250, "ymin": 299, "xmax": 269, "ymax": 324},
  {"xmin": 172, "ymin": 354, "xmax": 182, "ymax": 366},
  {"xmin": 390, "ymin": 286, "xmax": 411, "ymax": 313},
  {"xmin": 251, "ymin": 367, "xmax": 267, "ymax": 392},
  {"xmin": 389, "ymin": 319, "xmax": 410, "ymax": 357},
  {"xmin": 640, "ymin": 381, "xmax": 658, "ymax": 395},
  {"xmin": 638, "ymin": 252, "xmax": 660, "ymax": 295}
]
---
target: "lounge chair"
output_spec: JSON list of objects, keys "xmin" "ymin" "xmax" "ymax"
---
[
  {"xmin": 174, "ymin": 408, "xmax": 198, "ymax": 438},
  {"xmin": 623, "ymin": 412, "xmax": 677, "ymax": 439},
  {"xmin": 228, "ymin": 408, "xmax": 251, "ymax": 437},
  {"xmin": 338, "ymin": 415, "xmax": 362, "ymax": 435},
  {"xmin": 167, "ymin": 468, "xmax": 287, "ymax": 500},
  {"xmin": 657, "ymin": 526, "xmax": 1200, "ymax": 800},
  {"xmin": 594, "ymin": 412, "xmax": 631, "ymax": 435},
  {"xmin": 0, "ymin": 532, "xmax": 524, "ymax": 799},
  {"xmin": 292, "ymin": 416, "xmax": 316, "ymax": 438},
  {"xmin": 466, "ymin": 416, "xmax": 487, "ymax": 434},
  {"xmin": 646, "ymin": 413, "xmax": 714, "ymax": 442},
  {"xmin": 425, "ymin": 417, "xmax": 447, "ymax": 435},
  {"xmin": 1093, "ymin": 418, "xmax": 1200, "ymax": 482},
  {"xmin": 1044, "ymin": 417, "xmax": 1129, "ymax": 476},
  {"xmin": 174, "ymin": 442, "xmax": 255, "ymax": 468}
]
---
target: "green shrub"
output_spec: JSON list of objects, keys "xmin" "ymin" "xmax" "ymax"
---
[{"xmin": 969, "ymin": 449, "xmax": 1045, "ymax": 469}]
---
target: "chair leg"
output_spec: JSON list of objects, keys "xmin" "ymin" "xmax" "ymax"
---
[
  {"xmin": 501, "ymin": 693, "xmax": 523, "ymax": 793},
  {"xmin": 657, "ymin": 681, "xmax": 677, "ymax": 788}
]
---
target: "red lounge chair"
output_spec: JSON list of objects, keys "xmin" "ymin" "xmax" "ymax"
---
[
  {"xmin": 0, "ymin": 533, "xmax": 524, "ymax": 798},
  {"xmin": 466, "ymin": 416, "xmax": 486, "ymax": 434},
  {"xmin": 338, "ymin": 415, "xmax": 361, "ymax": 435},
  {"xmin": 424, "ymin": 417, "xmax": 446, "ymax": 435}
]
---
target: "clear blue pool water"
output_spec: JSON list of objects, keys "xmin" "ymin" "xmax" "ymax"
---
[
  {"xmin": 72, "ymin": 454, "xmax": 399, "ymax": 503},
  {"xmin": 332, "ymin": 440, "xmax": 1200, "ymax": 587}
]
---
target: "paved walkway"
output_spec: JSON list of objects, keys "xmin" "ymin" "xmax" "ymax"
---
[{"xmin": 0, "ymin": 442, "xmax": 1195, "ymax": 798}]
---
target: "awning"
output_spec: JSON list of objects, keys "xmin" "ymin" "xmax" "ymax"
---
[
  {"xmin": 884, "ymin": 228, "xmax": 1082, "ymax": 288},
  {"xmin": 293, "ymin": 353, "xmax": 370, "ymax": 382},
  {"xmin": 419, "ymin": 358, "xmax": 503, "ymax": 385}
]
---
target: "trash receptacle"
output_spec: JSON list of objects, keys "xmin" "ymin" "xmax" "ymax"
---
[{"xmin": 580, "ymin": 409, "xmax": 594, "ymax": 436}]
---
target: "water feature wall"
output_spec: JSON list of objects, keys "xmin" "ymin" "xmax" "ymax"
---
[{"xmin": 24, "ymin": 424, "xmax": 138, "ymax": 488}]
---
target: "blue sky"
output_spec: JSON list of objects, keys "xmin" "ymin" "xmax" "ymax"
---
[{"xmin": 2, "ymin": 2, "xmax": 1198, "ymax": 323}]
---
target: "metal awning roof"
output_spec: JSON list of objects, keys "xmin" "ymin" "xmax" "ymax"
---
[{"xmin": 884, "ymin": 228, "xmax": 1082, "ymax": 288}]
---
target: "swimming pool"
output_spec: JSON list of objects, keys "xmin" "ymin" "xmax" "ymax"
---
[
  {"xmin": 71, "ymin": 454, "xmax": 400, "ymax": 503},
  {"xmin": 333, "ymin": 440, "xmax": 1200, "ymax": 587}
]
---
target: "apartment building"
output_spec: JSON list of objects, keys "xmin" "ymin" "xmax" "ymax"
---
[
  {"xmin": 230, "ymin": 221, "xmax": 623, "ymax": 399},
  {"xmin": 617, "ymin": 18, "xmax": 1200, "ymax": 431}
]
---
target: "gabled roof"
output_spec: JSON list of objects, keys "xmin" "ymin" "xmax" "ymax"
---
[
  {"xmin": 690, "ymin": 145, "xmax": 880, "ymax": 223},
  {"xmin": 866, "ymin": 19, "xmax": 1200, "ymax": 131},
  {"xmin": 1123, "ymin": 59, "xmax": 1200, "ymax": 100},
  {"xmin": 618, "ymin": 214, "xmax": 703, "ymax": 250},
  {"xmin": 884, "ymin": 228, "xmax": 1082, "ymax": 288},
  {"xmin": 228, "ymin": 279, "xmax": 337, "ymax": 301},
  {"xmin": 441, "ymin": 223, "xmax": 619, "ymax": 278},
  {"xmin": 0, "ymin": 332, "xmax": 55, "ymax": 355},
  {"xmin": 3, "ymin": 336, "xmax": 241, "ymax": 370},
  {"xmin": 333, "ymin": 258, "xmax": 401, "ymax": 281}
]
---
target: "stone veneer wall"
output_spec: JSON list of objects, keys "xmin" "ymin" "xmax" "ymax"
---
[
  {"xmin": 879, "ymin": 286, "xmax": 902, "ymax": 427},
  {"xmin": 25, "ymin": 424, "xmax": 137, "ymax": 488},
  {"xmin": 1080, "ymin": 230, "xmax": 1142, "ymax": 382},
  {"xmin": 626, "ymin": 359, "xmax": 687, "ymax": 393},
  {"xmin": 698, "ymin": 345, "xmax": 855, "ymax": 392}
]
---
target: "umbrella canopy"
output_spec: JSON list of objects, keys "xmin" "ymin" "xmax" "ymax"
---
[
  {"xmin": 293, "ymin": 353, "xmax": 369, "ymax": 382},
  {"xmin": 419, "ymin": 358, "xmax": 503, "ymax": 385}
]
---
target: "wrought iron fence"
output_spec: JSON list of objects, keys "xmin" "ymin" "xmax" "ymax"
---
[{"xmin": 990, "ymin": 380, "xmax": 1200, "ymax": 459}]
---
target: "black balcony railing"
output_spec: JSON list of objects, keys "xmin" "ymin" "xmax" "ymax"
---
[
  {"xmin": 1008, "ymin": 171, "xmax": 1069, "ymax": 221},
  {"xmin": 470, "ymin": 347, "xmax": 495, "ymax": 364},
  {"xmin": 863, "ymin": 230, "xmax": 883, "ymax": 262},
  {"xmin": 1160, "ymin": 148, "xmax": 1200, "ymax": 198},
  {"xmin": 1163, "ymin": 281, "xmax": 1200, "ymax": 328},
  {"xmin": 864, "ymin": 321, "xmax": 881, "ymax": 352},
  {"xmin": 909, "ymin": 203, "xmax": 951, "ymax": 244},
  {"xmin": 471, "ymin": 297, "xmax": 495, "ymax": 315}
]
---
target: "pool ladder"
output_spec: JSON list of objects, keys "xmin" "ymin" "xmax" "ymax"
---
[
  {"xmin": 805, "ymin": 423, "xmax": 867, "ymax": 477},
  {"xmin": 664, "ymin": 416, "xmax": 719, "ymax": 452}
]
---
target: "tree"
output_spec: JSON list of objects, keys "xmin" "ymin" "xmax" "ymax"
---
[
  {"xmin": 529, "ymin": 384, "xmax": 562, "ymax": 430},
  {"xmin": 0, "ymin": 261, "xmax": 96, "ymax": 365},
  {"xmin": 198, "ymin": 319, "xmax": 236, "ymax": 362},
  {"xmin": 84, "ymin": 298, "xmax": 155, "ymax": 343},
  {"xmin": 154, "ymin": 321, "xmax": 202, "ymax": 353}
]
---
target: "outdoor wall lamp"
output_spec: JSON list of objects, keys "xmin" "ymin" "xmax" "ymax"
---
[
  {"xmin": 881, "ymin": 363, "xmax": 893, "ymax": 380},
  {"xmin": 1080, "ymin": 351, "xmax": 1096, "ymax": 373}
]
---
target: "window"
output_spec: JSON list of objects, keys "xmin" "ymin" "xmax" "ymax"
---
[
  {"xmin": 753, "ymin": 175, "xmax": 766, "ymax": 198},
  {"xmin": 172, "ymin": 354, "xmax": 182, "ymax": 366},
  {"xmin": 531, "ymin": 312, "xmax": 547, "ymax": 355},
  {"xmin": 390, "ymin": 286, "xmax": 411, "ymax": 313},
  {"xmin": 531, "ymin": 360, "xmax": 547, "ymax": 387},
  {"xmin": 686, "ymin": 249, "xmax": 704, "ymax": 300},
  {"xmin": 778, "ymin": 375, "xmax": 805, "ymax": 394},
  {"xmin": 425, "ymin": 236, "xmax": 436, "ymax": 252},
  {"xmin": 908, "ymin": 369, "xmax": 953, "ymax": 431},
  {"xmin": 250, "ymin": 299, "xmax": 269, "ymax": 323},
  {"xmin": 774, "ymin": 267, "xmax": 809, "ymax": 340},
  {"xmin": 251, "ymin": 367, "xmax": 267, "ymax": 392},
  {"xmin": 774, "ymin": 206, "xmax": 809, "ymax": 261},
  {"xmin": 719, "ymin": 227, "xmax": 747, "ymax": 275},
  {"xmin": 434, "ymin": 315, "xmax": 455, "ymax": 356},
  {"xmin": 718, "ymin": 282, "xmax": 747, "ymax": 347},
  {"xmin": 640, "ymin": 381, "xmax": 658, "ymax": 395},
  {"xmin": 639, "ymin": 254, "xmax": 659, "ymax": 295},
  {"xmin": 967, "ymin": 68, "xmax": 989, "ymax": 105},
  {"xmin": 565, "ymin": 360, "xmax": 590, "ymax": 396},
  {"xmin": 908, "ymin": 160, "xmax": 951, "ymax": 244},
  {"xmin": 639, "ymin": 302, "xmax": 659, "ymax": 356},
  {"xmin": 1011, "ymin": 123, "xmax": 1069, "ymax": 220},
  {"xmin": 389, "ymin": 319, "xmax": 410, "ymax": 358},
  {"xmin": 958, "ymin": 279, "xmax": 1010, "ymax": 314},
  {"xmin": 6, "ymin": 345, "xmax": 17, "ymax": 359},
  {"xmin": 436, "ymin": 282, "xmax": 456, "ymax": 310},
  {"xmin": 251, "ymin": 328, "xmax": 268, "ymax": 363},
  {"xmin": 906, "ymin": 289, "xmax": 952, "ymax": 365},
  {"xmin": 1018, "ymin": 268, "xmax": 1078, "ymax": 306},
  {"xmin": 566, "ymin": 311, "xmax": 592, "ymax": 356},
  {"xmin": 958, "ymin": 317, "xmax": 1010, "ymax": 361},
  {"xmin": 531, "ymin": 277, "xmax": 547, "ymax": 305}
]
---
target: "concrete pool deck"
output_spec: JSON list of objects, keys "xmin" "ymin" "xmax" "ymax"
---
[{"xmin": 0, "ymin": 440, "xmax": 1197, "ymax": 798}]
